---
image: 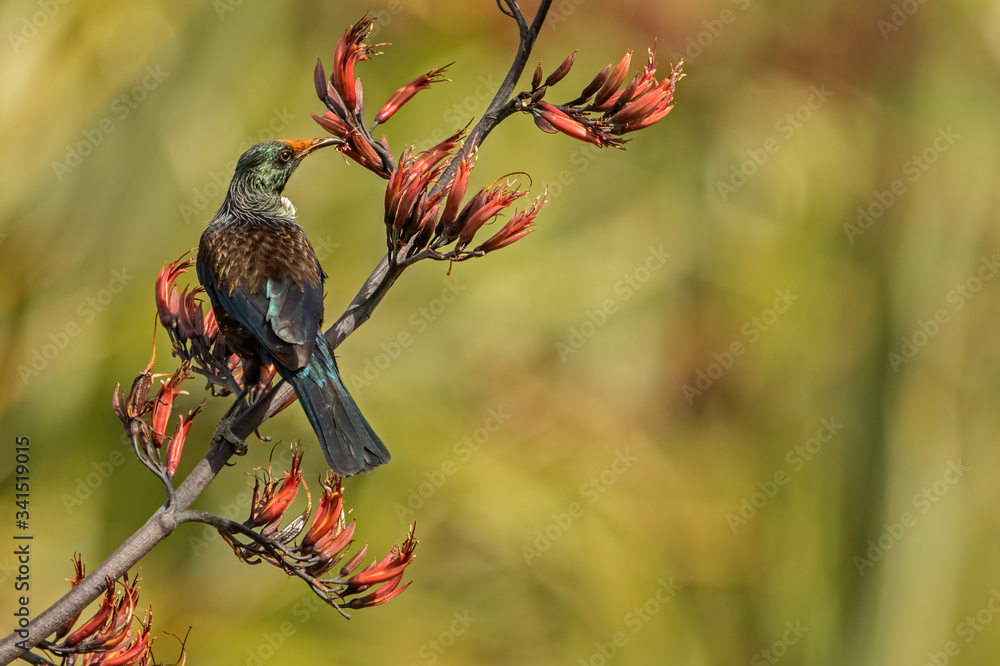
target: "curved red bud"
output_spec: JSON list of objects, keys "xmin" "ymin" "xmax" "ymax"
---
[{"xmin": 544, "ymin": 50, "xmax": 577, "ymax": 87}]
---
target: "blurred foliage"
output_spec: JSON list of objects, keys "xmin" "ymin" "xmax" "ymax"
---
[{"xmin": 2, "ymin": 0, "xmax": 1000, "ymax": 664}]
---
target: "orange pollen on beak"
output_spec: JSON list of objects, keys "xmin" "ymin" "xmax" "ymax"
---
[{"xmin": 283, "ymin": 138, "xmax": 340, "ymax": 157}]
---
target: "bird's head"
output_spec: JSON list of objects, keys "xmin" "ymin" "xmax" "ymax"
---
[{"xmin": 232, "ymin": 138, "xmax": 343, "ymax": 196}]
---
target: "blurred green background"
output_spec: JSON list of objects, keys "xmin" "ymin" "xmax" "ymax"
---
[{"xmin": 2, "ymin": 0, "xmax": 999, "ymax": 664}]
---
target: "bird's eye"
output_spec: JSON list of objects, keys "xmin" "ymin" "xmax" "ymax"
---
[{"xmin": 279, "ymin": 150, "xmax": 292, "ymax": 162}]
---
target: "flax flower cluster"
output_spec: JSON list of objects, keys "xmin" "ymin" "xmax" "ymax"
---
[
  {"xmin": 311, "ymin": 15, "xmax": 451, "ymax": 178},
  {"xmin": 219, "ymin": 446, "xmax": 417, "ymax": 613},
  {"xmin": 112, "ymin": 353, "xmax": 203, "ymax": 484},
  {"xmin": 309, "ymin": 16, "xmax": 544, "ymax": 264},
  {"xmin": 43, "ymin": 557, "xmax": 155, "ymax": 666},
  {"xmin": 383, "ymin": 134, "xmax": 544, "ymax": 261},
  {"xmin": 517, "ymin": 45, "xmax": 684, "ymax": 147}
]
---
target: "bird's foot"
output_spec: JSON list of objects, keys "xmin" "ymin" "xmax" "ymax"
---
[{"xmin": 213, "ymin": 417, "xmax": 248, "ymax": 456}]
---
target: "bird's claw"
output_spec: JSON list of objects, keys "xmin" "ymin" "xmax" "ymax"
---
[{"xmin": 214, "ymin": 418, "xmax": 248, "ymax": 456}]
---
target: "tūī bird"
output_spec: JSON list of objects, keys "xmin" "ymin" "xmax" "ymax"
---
[{"xmin": 197, "ymin": 138, "xmax": 390, "ymax": 476}]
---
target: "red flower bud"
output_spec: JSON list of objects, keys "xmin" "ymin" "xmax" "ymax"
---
[
  {"xmin": 375, "ymin": 64, "xmax": 451, "ymax": 125},
  {"xmin": 203, "ymin": 306, "xmax": 219, "ymax": 345},
  {"xmin": 165, "ymin": 403, "xmax": 202, "ymax": 477},
  {"xmin": 150, "ymin": 369, "xmax": 188, "ymax": 448},
  {"xmin": 249, "ymin": 450, "xmax": 303, "ymax": 528},
  {"xmin": 345, "ymin": 573, "xmax": 412, "ymax": 610},
  {"xmin": 476, "ymin": 189, "xmax": 546, "ymax": 254},
  {"xmin": 579, "ymin": 64, "xmax": 612, "ymax": 101},
  {"xmin": 54, "ymin": 554, "xmax": 87, "ymax": 640},
  {"xmin": 155, "ymin": 256, "xmax": 195, "ymax": 331},
  {"xmin": 64, "ymin": 578, "xmax": 116, "ymax": 647},
  {"xmin": 302, "ymin": 476, "xmax": 344, "ymax": 549},
  {"xmin": 312, "ymin": 111, "xmax": 350, "ymax": 139},
  {"xmin": 544, "ymin": 50, "xmax": 577, "ymax": 87},
  {"xmin": 457, "ymin": 182, "xmax": 525, "ymax": 247},
  {"xmin": 593, "ymin": 51, "xmax": 632, "ymax": 109},
  {"xmin": 534, "ymin": 101, "xmax": 617, "ymax": 147},
  {"xmin": 532, "ymin": 62, "xmax": 543, "ymax": 89}
]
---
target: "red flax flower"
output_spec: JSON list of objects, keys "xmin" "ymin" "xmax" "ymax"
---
[
  {"xmin": 375, "ymin": 64, "xmax": 451, "ymax": 125},
  {"xmin": 54, "ymin": 554, "xmax": 88, "ymax": 641},
  {"xmin": 383, "ymin": 133, "xmax": 462, "ymax": 246},
  {"xmin": 164, "ymin": 403, "xmax": 204, "ymax": 477},
  {"xmin": 149, "ymin": 365, "xmax": 190, "ymax": 448},
  {"xmin": 312, "ymin": 108, "xmax": 388, "ymax": 177},
  {"xmin": 378, "ymin": 135, "xmax": 542, "ymax": 257},
  {"xmin": 155, "ymin": 256, "xmax": 195, "ymax": 332},
  {"xmin": 533, "ymin": 100, "xmax": 620, "ymax": 147},
  {"xmin": 476, "ymin": 189, "xmax": 546, "ymax": 254},
  {"xmin": 248, "ymin": 447, "xmax": 304, "ymax": 529},
  {"xmin": 202, "ymin": 305, "xmax": 219, "ymax": 345},
  {"xmin": 218, "ymin": 449, "xmax": 418, "ymax": 612},
  {"xmin": 343, "ymin": 525, "xmax": 417, "ymax": 609},
  {"xmin": 52, "ymin": 573, "xmax": 153, "ymax": 666},
  {"xmin": 175, "ymin": 287, "xmax": 205, "ymax": 341},
  {"xmin": 455, "ymin": 179, "xmax": 528, "ymax": 248},
  {"xmin": 313, "ymin": 15, "xmax": 450, "ymax": 180},
  {"xmin": 298, "ymin": 474, "xmax": 361, "ymax": 577},
  {"xmin": 301, "ymin": 474, "xmax": 344, "ymax": 549},
  {"xmin": 155, "ymin": 253, "xmax": 218, "ymax": 350},
  {"xmin": 331, "ymin": 15, "xmax": 381, "ymax": 113}
]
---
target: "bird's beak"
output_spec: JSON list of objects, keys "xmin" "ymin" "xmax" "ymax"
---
[{"xmin": 300, "ymin": 137, "xmax": 345, "ymax": 156}]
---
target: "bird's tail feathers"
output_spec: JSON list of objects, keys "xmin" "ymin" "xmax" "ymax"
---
[{"xmin": 281, "ymin": 335, "xmax": 390, "ymax": 475}]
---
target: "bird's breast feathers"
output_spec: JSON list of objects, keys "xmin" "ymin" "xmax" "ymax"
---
[{"xmin": 200, "ymin": 220, "xmax": 324, "ymax": 297}]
